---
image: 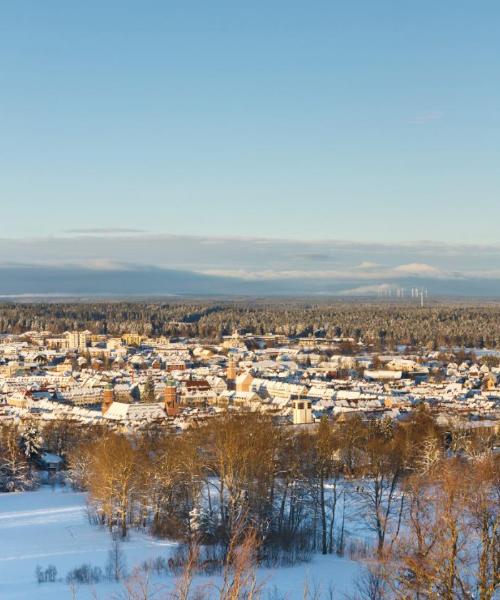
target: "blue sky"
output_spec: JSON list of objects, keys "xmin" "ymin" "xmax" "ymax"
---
[{"xmin": 1, "ymin": 1, "xmax": 499, "ymax": 245}]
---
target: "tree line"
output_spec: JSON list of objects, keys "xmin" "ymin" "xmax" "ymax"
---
[
  {"xmin": 1, "ymin": 408, "xmax": 498, "ymax": 598},
  {"xmin": 63, "ymin": 409, "xmax": 499, "ymax": 598},
  {"xmin": 2, "ymin": 300, "xmax": 500, "ymax": 347}
]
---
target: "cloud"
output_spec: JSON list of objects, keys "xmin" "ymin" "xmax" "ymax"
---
[
  {"xmin": 78, "ymin": 259, "xmax": 133, "ymax": 271},
  {"xmin": 2, "ymin": 262, "xmax": 500, "ymax": 297},
  {"xmin": 293, "ymin": 253, "xmax": 334, "ymax": 262},
  {"xmin": 354, "ymin": 261, "xmax": 380, "ymax": 269},
  {"xmin": 198, "ymin": 269, "xmax": 356, "ymax": 280},
  {"xmin": 337, "ymin": 284, "xmax": 396, "ymax": 296},
  {"xmin": 410, "ymin": 111, "xmax": 444, "ymax": 124},
  {"xmin": 63, "ymin": 228, "xmax": 146, "ymax": 235},
  {"xmin": 0, "ymin": 233, "xmax": 499, "ymax": 297},
  {"xmin": 393, "ymin": 263, "xmax": 443, "ymax": 276},
  {"xmin": 199, "ymin": 264, "xmax": 447, "ymax": 281}
]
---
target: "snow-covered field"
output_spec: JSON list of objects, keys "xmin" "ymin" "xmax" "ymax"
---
[{"xmin": 0, "ymin": 486, "xmax": 360, "ymax": 599}]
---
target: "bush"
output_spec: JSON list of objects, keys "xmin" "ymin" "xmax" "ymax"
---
[
  {"xmin": 66, "ymin": 564, "xmax": 103, "ymax": 585},
  {"xmin": 140, "ymin": 555, "xmax": 170, "ymax": 576},
  {"xmin": 347, "ymin": 538, "xmax": 370, "ymax": 560},
  {"xmin": 35, "ymin": 564, "xmax": 57, "ymax": 583}
]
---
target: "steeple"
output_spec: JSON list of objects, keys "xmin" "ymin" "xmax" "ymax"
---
[
  {"xmin": 164, "ymin": 376, "xmax": 179, "ymax": 417},
  {"xmin": 102, "ymin": 383, "xmax": 114, "ymax": 414},
  {"xmin": 227, "ymin": 356, "xmax": 237, "ymax": 390}
]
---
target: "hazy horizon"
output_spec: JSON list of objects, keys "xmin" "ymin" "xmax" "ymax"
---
[{"xmin": 1, "ymin": 1, "xmax": 499, "ymax": 296}]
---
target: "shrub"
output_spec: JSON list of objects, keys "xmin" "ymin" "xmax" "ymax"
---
[
  {"xmin": 66, "ymin": 564, "xmax": 103, "ymax": 585},
  {"xmin": 35, "ymin": 564, "xmax": 58, "ymax": 583}
]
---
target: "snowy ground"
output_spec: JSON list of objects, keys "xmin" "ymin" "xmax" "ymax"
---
[{"xmin": 0, "ymin": 486, "xmax": 361, "ymax": 599}]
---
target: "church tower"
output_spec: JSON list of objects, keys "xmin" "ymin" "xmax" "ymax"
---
[
  {"xmin": 164, "ymin": 377, "xmax": 179, "ymax": 417},
  {"xmin": 102, "ymin": 384, "xmax": 114, "ymax": 414},
  {"xmin": 227, "ymin": 357, "xmax": 237, "ymax": 390},
  {"xmin": 292, "ymin": 398, "xmax": 313, "ymax": 425}
]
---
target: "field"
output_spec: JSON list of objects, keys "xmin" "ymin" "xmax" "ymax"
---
[{"xmin": 0, "ymin": 486, "xmax": 361, "ymax": 600}]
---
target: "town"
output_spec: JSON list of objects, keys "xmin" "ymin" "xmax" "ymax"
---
[
  {"xmin": 1, "ymin": 323, "xmax": 498, "ymax": 436},
  {"xmin": 1, "ymin": 304, "xmax": 499, "ymax": 599},
  {"xmin": 2, "ymin": 0, "xmax": 499, "ymax": 596}
]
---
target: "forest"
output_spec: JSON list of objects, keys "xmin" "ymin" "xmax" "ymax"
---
[
  {"xmin": 1, "ymin": 410, "xmax": 498, "ymax": 599},
  {"xmin": 1, "ymin": 299, "xmax": 500, "ymax": 348}
]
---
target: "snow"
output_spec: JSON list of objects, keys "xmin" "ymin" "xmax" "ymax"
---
[
  {"xmin": 41, "ymin": 452, "xmax": 63, "ymax": 465},
  {"xmin": 0, "ymin": 487, "xmax": 361, "ymax": 599},
  {"xmin": 0, "ymin": 487, "xmax": 175, "ymax": 599}
]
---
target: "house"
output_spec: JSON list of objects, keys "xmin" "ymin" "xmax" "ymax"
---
[
  {"xmin": 38, "ymin": 453, "xmax": 63, "ymax": 471},
  {"xmin": 235, "ymin": 372, "xmax": 253, "ymax": 393},
  {"xmin": 364, "ymin": 370, "xmax": 403, "ymax": 381}
]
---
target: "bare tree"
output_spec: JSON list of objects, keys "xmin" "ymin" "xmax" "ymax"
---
[
  {"xmin": 106, "ymin": 537, "xmax": 127, "ymax": 582},
  {"xmin": 216, "ymin": 527, "xmax": 264, "ymax": 600}
]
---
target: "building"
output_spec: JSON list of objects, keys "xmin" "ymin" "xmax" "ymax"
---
[
  {"xmin": 102, "ymin": 384, "xmax": 114, "ymax": 414},
  {"xmin": 182, "ymin": 389, "xmax": 217, "ymax": 406},
  {"xmin": 236, "ymin": 372, "xmax": 253, "ymax": 393},
  {"xmin": 164, "ymin": 377, "xmax": 179, "ymax": 416},
  {"xmin": 122, "ymin": 333, "xmax": 144, "ymax": 346},
  {"xmin": 293, "ymin": 399, "xmax": 313, "ymax": 425},
  {"xmin": 227, "ymin": 358, "xmax": 237, "ymax": 389},
  {"xmin": 65, "ymin": 331, "xmax": 89, "ymax": 351},
  {"xmin": 63, "ymin": 386, "xmax": 102, "ymax": 405}
]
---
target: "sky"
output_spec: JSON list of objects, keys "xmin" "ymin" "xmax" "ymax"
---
[{"xmin": 0, "ymin": 2, "xmax": 499, "ymax": 295}]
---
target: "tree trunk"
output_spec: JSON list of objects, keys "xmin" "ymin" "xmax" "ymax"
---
[{"xmin": 320, "ymin": 475, "xmax": 327, "ymax": 555}]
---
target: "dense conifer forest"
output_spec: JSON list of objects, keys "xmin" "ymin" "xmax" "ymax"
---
[{"xmin": 1, "ymin": 300, "xmax": 500, "ymax": 348}]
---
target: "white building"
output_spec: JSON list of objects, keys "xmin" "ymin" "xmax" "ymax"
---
[
  {"xmin": 292, "ymin": 399, "xmax": 313, "ymax": 424},
  {"xmin": 65, "ymin": 331, "xmax": 89, "ymax": 351}
]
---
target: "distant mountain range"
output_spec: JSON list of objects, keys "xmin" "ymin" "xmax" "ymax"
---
[{"xmin": 1, "ymin": 264, "xmax": 500, "ymax": 298}]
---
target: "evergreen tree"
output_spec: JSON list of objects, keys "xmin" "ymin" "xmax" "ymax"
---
[
  {"xmin": 142, "ymin": 375, "xmax": 156, "ymax": 403},
  {"xmin": 0, "ymin": 424, "xmax": 34, "ymax": 492},
  {"xmin": 21, "ymin": 425, "xmax": 42, "ymax": 459}
]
